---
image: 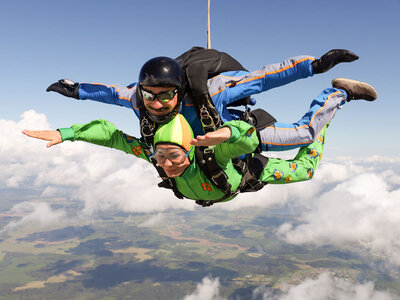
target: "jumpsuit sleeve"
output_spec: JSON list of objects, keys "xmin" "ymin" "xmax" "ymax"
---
[
  {"xmin": 209, "ymin": 55, "xmax": 315, "ymax": 107},
  {"xmin": 214, "ymin": 120, "xmax": 259, "ymax": 165},
  {"xmin": 259, "ymin": 125, "xmax": 328, "ymax": 184},
  {"xmin": 78, "ymin": 82, "xmax": 140, "ymax": 115},
  {"xmin": 58, "ymin": 119, "xmax": 151, "ymax": 162}
]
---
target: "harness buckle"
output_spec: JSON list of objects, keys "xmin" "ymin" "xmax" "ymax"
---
[
  {"xmin": 199, "ymin": 105, "xmax": 217, "ymax": 132},
  {"xmin": 203, "ymin": 147, "xmax": 215, "ymax": 155}
]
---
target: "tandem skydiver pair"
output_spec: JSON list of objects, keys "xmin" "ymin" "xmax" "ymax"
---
[{"xmin": 23, "ymin": 48, "xmax": 377, "ymax": 205}]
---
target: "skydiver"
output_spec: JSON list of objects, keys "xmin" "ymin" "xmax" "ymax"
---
[
  {"xmin": 23, "ymin": 78, "xmax": 377, "ymax": 206},
  {"xmin": 46, "ymin": 48, "xmax": 360, "ymax": 152}
]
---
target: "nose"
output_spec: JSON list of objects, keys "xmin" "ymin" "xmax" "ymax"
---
[
  {"xmin": 163, "ymin": 158, "xmax": 174, "ymax": 166},
  {"xmin": 149, "ymin": 99, "xmax": 165, "ymax": 109}
]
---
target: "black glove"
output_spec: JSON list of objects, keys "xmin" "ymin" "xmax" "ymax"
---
[
  {"xmin": 46, "ymin": 79, "xmax": 80, "ymax": 99},
  {"xmin": 312, "ymin": 49, "xmax": 359, "ymax": 74}
]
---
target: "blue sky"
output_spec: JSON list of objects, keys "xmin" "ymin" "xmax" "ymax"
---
[{"xmin": 1, "ymin": 0, "xmax": 399, "ymax": 157}]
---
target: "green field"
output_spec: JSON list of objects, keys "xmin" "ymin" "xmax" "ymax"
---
[{"xmin": 1, "ymin": 200, "xmax": 399, "ymax": 299}]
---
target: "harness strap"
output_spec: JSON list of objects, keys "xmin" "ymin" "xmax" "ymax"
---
[
  {"xmin": 195, "ymin": 188, "xmax": 240, "ymax": 207},
  {"xmin": 196, "ymin": 146, "xmax": 232, "ymax": 195},
  {"xmin": 237, "ymin": 153, "xmax": 269, "ymax": 193},
  {"xmin": 139, "ymin": 108, "xmax": 156, "ymax": 148},
  {"xmin": 241, "ymin": 108, "xmax": 277, "ymax": 131},
  {"xmin": 196, "ymin": 94, "xmax": 222, "ymax": 133}
]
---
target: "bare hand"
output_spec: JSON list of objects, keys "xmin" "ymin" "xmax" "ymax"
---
[
  {"xmin": 190, "ymin": 127, "xmax": 231, "ymax": 147},
  {"xmin": 22, "ymin": 129, "xmax": 62, "ymax": 148}
]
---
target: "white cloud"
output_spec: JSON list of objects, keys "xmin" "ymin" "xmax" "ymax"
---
[
  {"xmin": 254, "ymin": 273, "xmax": 395, "ymax": 300},
  {"xmin": 183, "ymin": 274, "xmax": 395, "ymax": 300},
  {"xmin": 183, "ymin": 276, "xmax": 224, "ymax": 300},
  {"xmin": 277, "ymin": 171, "xmax": 400, "ymax": 266},
  {"xmin": 73, "ymin": 158, "xmax": 195, "ymax": 217},
  {"xmin": 1, "ymin": 202, "xmax": 66, "ymax": 234},
  {"xmin": 138, "ymin": 213, "xmax": 166, "ymax": 227}
]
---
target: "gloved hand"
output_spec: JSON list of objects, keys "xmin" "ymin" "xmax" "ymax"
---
[
  {"xmin": 312, "ymin": 49, "xmax": 359, "ymax": 74},
  {"xmin": 46, "ymin": 79, "xmax": 80, "ymax": 99}
]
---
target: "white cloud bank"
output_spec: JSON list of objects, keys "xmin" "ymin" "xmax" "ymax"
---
[
  {"xmin": 183, "ymin": 274, "xmax": 395, "ymax": 300},
  {"xmin": 276, "ymin": 170, "xmax": 400, "ymax": 266},
  {"xmin": 183, "ymin": 276, "xmax": 224, "ymax": 300},
  {"xmin": 0, "ymin": 202, "xmax": 66, "ymax": 234},
  {"xmin": 2, "ymin": 111, "xmax": 400, "ymax": 267},
  {"xmin": 258, "ymin": 272, "xmax": 395, "ymax": 300}
]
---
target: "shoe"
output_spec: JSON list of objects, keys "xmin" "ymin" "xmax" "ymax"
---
[{"xmin": 332, "ymin": 78, "xmax": 377, "ymax": 101}]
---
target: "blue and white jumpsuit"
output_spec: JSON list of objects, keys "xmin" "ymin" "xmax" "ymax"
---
[{"xmin": 78, "ymin": 55, "xmax": 348, "ymax": 152}]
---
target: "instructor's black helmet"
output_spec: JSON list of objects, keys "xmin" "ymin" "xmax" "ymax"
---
[
  {"xmin": 137, "ymin": 57, "xmax": 184, "ymax": 124},
  {"xmin": 139, "ymin": 56, "xmax": 182, "ymax": 88}
]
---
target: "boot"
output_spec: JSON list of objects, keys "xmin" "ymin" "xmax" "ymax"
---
[{"xmin": 332, "ymin": 78, "xmax": 378, "ymax": 101}]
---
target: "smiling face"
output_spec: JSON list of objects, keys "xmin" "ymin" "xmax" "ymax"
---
[
  {"xmin": 142, "ymin": 86, "xmax": 179, "ymax": 118},
  {"xmin": 154, "ymin": 144, "xmax": 190, "ymax": 178}
]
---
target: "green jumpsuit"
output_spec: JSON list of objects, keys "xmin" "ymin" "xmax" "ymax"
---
[{"xmin": 58, "ymin": 120, "xmax": 326, "ymax": 202}]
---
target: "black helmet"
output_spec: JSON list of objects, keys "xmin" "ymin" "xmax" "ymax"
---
[
  {"xmin": 139, "ymin": 56, "xmax": 182, "ymax": 88},
  {"xmin": 137, "ymin": 56, "xmax": 183, "ymax": 123}
]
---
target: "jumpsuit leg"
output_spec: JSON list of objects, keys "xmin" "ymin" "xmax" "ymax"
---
[
  {"xmin": 259, "ymin": 125, "xmax": 328, "ymax": 184},
  {"xmin": 258, "ymin": 88, "xmax": 346, "ymax": 151}
]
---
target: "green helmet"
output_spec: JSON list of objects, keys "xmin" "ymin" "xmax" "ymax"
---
[{"xmin": 154, "ymin": 114, "xmax": 195, "ymax": 160}]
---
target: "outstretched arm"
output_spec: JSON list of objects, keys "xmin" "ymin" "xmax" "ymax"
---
[
  {"xmin": 47, "ymin": 79, "xmax": 139, "ymax": 113},
  {"xmin": 23, "ymin": 120, "xmax": 151, "ymax": 162}
]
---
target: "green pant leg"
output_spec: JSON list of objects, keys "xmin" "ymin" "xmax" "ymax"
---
[{"xmin": 259, "ymin": 125, "xmax": 328, "ymax": 184}]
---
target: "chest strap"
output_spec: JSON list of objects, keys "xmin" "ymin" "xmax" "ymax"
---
[{"xmin": 195, "ymin": 146, "xmax": 232, "ymax": 194}]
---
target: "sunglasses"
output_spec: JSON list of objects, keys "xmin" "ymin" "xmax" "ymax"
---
[{"xmin": 139, "ymin": 85, "xmax": 178, "ymax": 103}]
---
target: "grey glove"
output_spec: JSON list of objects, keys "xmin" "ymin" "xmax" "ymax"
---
[
  {"xmin": 312, "ymin": 49, "xmax": 359, "ymax": 74},
  {"xmin": 46, "ymin": 79, "xmax": 80, "ymax": 99}
]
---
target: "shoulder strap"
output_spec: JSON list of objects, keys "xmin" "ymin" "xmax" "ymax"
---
[
  {"xmin": 195, "ymin": 146, "xmax": 232, "ymax": 195},
  {"xmin": 139, "ymin": 109, "xmax": 157, "ymax": 148}
]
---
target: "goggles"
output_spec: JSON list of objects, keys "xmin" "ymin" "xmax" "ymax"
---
[
  {"xmin": 139, "ymin": 85, "xmax": 178, "ymax": 103},
  {"xmin": 152, "ymin": 147, "xmax": 191, "ymax": 165}
]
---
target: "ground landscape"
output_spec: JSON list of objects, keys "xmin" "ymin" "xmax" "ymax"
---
[{"xmin": 1, "ymin": 189, "xmax": 399, "ymax": 299}]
